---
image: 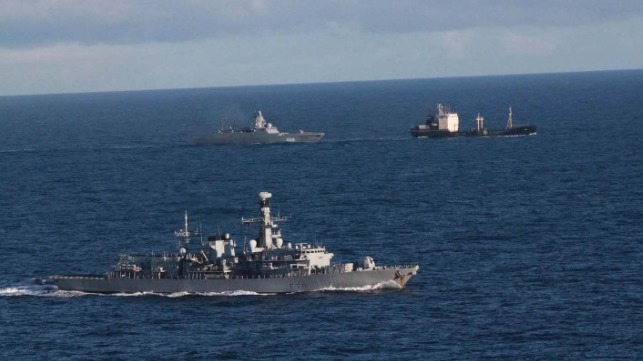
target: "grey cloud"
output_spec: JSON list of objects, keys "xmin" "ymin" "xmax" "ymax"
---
[
  {"xmin": 1, "ymin": 0, "xmax": 642, "ymax": 48},
  {"xmin": 343, "ymin": 0, "xmax": 643, "ymax": 33}
]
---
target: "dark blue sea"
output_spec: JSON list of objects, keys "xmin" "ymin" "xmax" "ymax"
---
[{"xmin": 1, "ymin": 70, "xmax": 642, "ymax": 360}]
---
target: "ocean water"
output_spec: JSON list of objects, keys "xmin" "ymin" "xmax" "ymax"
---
[{"xmin": 0, "ymin": 70, "xmax": 642, "ymax": 360}]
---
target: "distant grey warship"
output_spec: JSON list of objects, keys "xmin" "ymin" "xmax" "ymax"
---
[
  {"xmin": 52, "ymin": 192, "xmax": 418, "ymax": 294},
  {"xmin": 196, "ymin": 111, "xmax": 324, "ymax": 145},
  {"xmin": 411, "ymin": 104, "xmax": 537, "ymax": 138}
]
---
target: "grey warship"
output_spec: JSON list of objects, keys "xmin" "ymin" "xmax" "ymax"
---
[
  {"xmin": 195, "ymin": 111, "xmax": 324, "ymax": 145},
  {"xmin": 52, "ymin": 192, "xmax": 419, "ymax": 294}
]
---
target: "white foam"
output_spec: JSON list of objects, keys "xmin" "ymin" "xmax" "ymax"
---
[
  {"xmin": 0, "ymin": 284, "xmax": 59, "ymax": 297},
  {"xmin": 0, "ymin": 284, "xmax": 278, "ymax": 298},
  {"xmin": 105, "ymin": 290, "xmax": 270, "ymax": 297},
  {"xmin": 200, "ymin": 290, "xmax": 269, "ymax": 297},
  {"xmin": 319, "ymin": 280, "xmax": 402, "ymax": 292},
  {"xmin": 1, "ymin": 282, "xmax": 400, "ymax": 297},
  {"xmin": 163, "ymin": 290, "xmax": 269, "ymax": 297}
]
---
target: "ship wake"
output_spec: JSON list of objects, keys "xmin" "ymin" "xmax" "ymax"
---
[
  {"xmin": 0, "ymin": 284, "xmax": 62, "ymax": 297},
  {"xmin": 0, "ymin": 283, "xmax": 273, "ymax": 298},
  {"xmin": 1, "ymin": 281, "xmax": 403, "ymax": 297},
  {"xmin": 95, "ymin": 290, "xmax": 272, "ymax": 297},
  {"xmin": 318, "ymin": 280, "xmax": 402, "ymax": 293}
]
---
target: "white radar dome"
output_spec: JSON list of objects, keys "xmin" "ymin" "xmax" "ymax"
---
[{"xmin": 361, "ymin": 256, "xmax": 375, "ymax": 270}]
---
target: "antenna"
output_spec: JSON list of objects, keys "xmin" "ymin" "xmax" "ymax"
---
[
  {"xmin": 175, "ymin": 211, "xmax": 200, "ymax": 249},
  {"xmin": 506, "ymin": 106, "xmax": 513, "ymax": 129},
  {"xmin": 476, "ymin": 113, "xmax": 484, "ymax": 132},
  {"xmin": 199, "ymin": 219, "xmax": 204, "ymax": 243}
]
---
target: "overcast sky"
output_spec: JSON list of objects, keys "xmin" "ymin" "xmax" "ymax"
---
[{"xmin": 1, "ymin": 0, "xmax": 642, "ymax": 96}]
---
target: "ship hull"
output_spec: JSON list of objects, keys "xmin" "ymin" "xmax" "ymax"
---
[
  {"xmin": 52, "ymin": 266, "xmax": 418, "ymax": 294},
  {"xmin": 411, "ymin": 125, "xmax": 537, "ymax": 138},
  {"xmin": 195, "ymin": 132, "xmax": 324, "ymax": 145}
]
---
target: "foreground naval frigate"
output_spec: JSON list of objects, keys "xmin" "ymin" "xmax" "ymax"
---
[
  {"xmin": 52, "ymin": 192, "xmax": 418, "ymax": 294},
  {"xmin": 411, "ymin": 104, "xmax": 537, "ymax": 138},
  {"xmin": 195, "ymin": 111, "xmax": 324, "ymax": 145}
]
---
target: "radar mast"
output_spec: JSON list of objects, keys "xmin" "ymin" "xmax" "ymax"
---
[{"xmin": 506, "ymin": 106, "xmax": 513, "ymax": 129}]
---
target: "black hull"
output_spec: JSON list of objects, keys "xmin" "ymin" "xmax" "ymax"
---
[{"xmin": 411, "ymin": 125, "xmax": 537, "ymax": 138}]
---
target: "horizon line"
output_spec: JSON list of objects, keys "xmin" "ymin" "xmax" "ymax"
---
[{"xmin": 1, "ymin": 67, "xmax": 641, "ymax": 99}]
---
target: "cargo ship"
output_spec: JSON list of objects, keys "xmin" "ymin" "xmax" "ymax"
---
[{"xmin": 411, "ymin": 104, "xmax": 537, "ymax": 138}]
